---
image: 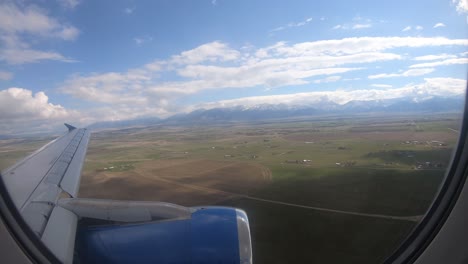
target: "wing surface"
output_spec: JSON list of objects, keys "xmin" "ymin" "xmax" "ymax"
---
[{"xmin": 1, "ymin": 124, "xmax": 90, "ymax": 263}]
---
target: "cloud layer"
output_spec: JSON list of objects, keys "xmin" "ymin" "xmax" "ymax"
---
[
  {"xmin": 49, "ymin": 36, "xmax": 468, "ymax": 125},
  {"xmin": 195, "ymin": 77, "xmax": 466, "ymax": 110},
  {"xmin": 2, "ymin": 34, "xmax": 467, "ymax": 133},
  {"xmin": 0, "ymin": 3, "xmax": 78, "ymax": 65}
]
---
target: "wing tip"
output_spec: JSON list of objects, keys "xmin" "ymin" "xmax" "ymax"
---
[{"xmin": 64, "ymin": 123, "xmax": 77, "ymax": 131}]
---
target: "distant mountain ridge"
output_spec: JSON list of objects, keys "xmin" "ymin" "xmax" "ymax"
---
[
  {"xmin": 87, "ymin": 117, "xmax": 161, "ymax": 130},
  {"xmin": 88, "ymin": 96, "xmax": 464, "ymax": 129}
]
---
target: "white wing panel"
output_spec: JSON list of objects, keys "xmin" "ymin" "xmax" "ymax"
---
[
  {"xmin": 41, "ymin": 206, "xmax": 77, "ymax": 264},
  {"xmin": 60, "ymin": 129, "xmax": 90, "ymax": 197},
  {"xmin": 2, "ymin": 129, "xmax": 79, "ymax": 209},
  {"xmin": 0, "ymin": 126, "xmax": 90, "ymax": 236}
]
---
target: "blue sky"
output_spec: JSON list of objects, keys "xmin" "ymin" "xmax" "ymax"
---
[{"xmin": 0, "ymin": 0, "xmax": 467, "ymax": 133}]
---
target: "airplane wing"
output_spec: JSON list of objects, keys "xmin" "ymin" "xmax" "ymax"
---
[
  {"xmin": 1, "ymin": 124, "xmax": 252, "ymax": 264},
  {"xmin": 1, "ymin": 124, "xmax": 90, "ymax": 262}
]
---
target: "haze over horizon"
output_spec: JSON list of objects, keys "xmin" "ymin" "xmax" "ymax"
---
[{"xmin": 0, "ymin": 0, "xmax": 467, "ymax": 134}]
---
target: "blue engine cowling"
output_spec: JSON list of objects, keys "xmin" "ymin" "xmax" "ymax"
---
[{"xmin": 75, "ymin": 206, "xmax": 252, "ymax": 264}]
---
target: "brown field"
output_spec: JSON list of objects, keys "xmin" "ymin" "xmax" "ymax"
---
[{"xmin": 79, "ymin": 159, "xmax": 271, "ymax": 206}]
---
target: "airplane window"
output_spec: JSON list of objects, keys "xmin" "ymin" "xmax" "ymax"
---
[{"xmin": 0, "ymin": 1, "xmax": 467, "ymax": 263}]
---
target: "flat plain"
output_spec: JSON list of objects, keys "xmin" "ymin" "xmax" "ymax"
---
[{"xmin": 0, "ymin": 113, "xmax": 461, "ymax": 263}]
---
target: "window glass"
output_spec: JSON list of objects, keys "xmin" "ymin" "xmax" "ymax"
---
[{"xmin": 0, "ymin": 1, "xmax": 466, "ymax": 263}]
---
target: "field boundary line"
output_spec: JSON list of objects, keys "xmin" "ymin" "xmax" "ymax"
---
[
  {"xmin": 244, "ymin": 196, "xmax": 423, "ymax": 222},
  {"xmin": 134, "ymin": 169, "xmax": 422, "ymax": 222}
]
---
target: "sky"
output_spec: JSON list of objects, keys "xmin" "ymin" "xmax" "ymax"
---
[{"xmin": 0, "ymin": 0, "xmax": 467, "ymax": 134}]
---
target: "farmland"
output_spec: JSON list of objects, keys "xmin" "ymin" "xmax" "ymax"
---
[{"xmin": 0, "ymin": 113, "xmax": 461, "ymax": 263}]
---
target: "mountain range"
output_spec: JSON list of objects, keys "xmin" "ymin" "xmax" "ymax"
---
[{"xmin": 88, "ymin": 96, "xmax": 464, "ymax": 130}]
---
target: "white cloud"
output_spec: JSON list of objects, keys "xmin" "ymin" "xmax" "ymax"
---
[
  {"xmin": 343, "ymin": 77, "xmax": 361, "ymax": 81},
  {"xmin": 61, "ymin": 71, "xmax": 151, "ymax": 104},
  {"xmin": 371, "ymin": 84, "xmax": 393, "ymax": 88},
  {"xmin": 0, "ymin": 88, "xmax": 70, "ymax": 120},
  {"xmin": 352, "ymin": 24, "xmax": 372, "ymax": 29},
  {"xmin": 0, "ymin": 88, "xmax": 85, "ymax": 134},
  {"xmin": 267, "ymin": 37, "xmax": 468, "ymax": 57},
  {"xmin": 58, "ymin": 0, "xmax": 80, "ymax": 9},
  {"xmin": 415, "ymin": 25, "xmax": 424, "ymax": 31},
  {"xmin": 433, "ymin": 23, "xmax": 446, "ymax": 28},
  {"xmin": 58, "ymin": 26, "xmax": 80, "ymax": 40},
  {"xmin": 413, "ymin": 54, "xmax": 457, "ymax": 61},
  {"xmin": 0, "ymin": 71, "xmax": 13, "ymax": 80},
  {"xmin": 313, "ymin": 76, "xmax": 342, "ymax": 84},
  {"xmin": 134, "ymin": 36, "xmax": 152, "ymax": 46},
  {"xmin": 453, "ymin": 0, "xmax": 468, "ymax": 13},
  {"xmin": 59, "ymin": 37, "xmax": 468, "ymax": 121},
  {"xmin": 333, "ymin": 16, "xmax": 373, "ymax": 30},
  {"xmin": 0, "ymin": 48, "xmax": 75, "ymax": 64},
  {"xmin": 0, "ymin": 4, "xmax": 79, "ymax": 40},
  {"xmin": 152, "ymin": 67, "xmax": 361, "ymax": 96},
  {"xmin": 171, "ymin": 41, "xmax": 240, "ymax": 64},
  {"xmin": 409, "ymin": 58, "xmax": 468, "ymax": 68},
  {"xmin": 195, "ymin": 78, "xmax": 466, "ymax": 110},
  {"xmin": 333, "ymin": 23, "xmax": 371, "ymax": 30},
  {"xmin": 368, "ymin": 68, "xmax": 435, "ymax": 79},
  {"xmin": 270, "ymin": 17, "xmax": 313, "ymax": 33},
  {"xmin": 402, "ymin": 26, "xmax": 411, "ymax": 32},
  {"xmin": 0, "ymin": 3, "xmax": 79, "ymax": 65}
]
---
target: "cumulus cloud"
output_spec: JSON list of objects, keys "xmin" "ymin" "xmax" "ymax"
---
[
  {"xmin": 368, "ymin": 68, "xmax": 435, "ymax": 79},
  {"xmin": 0, "ymin": 87, "xmax": 73, "ymax": 125},
  {"xmin": 0, "ymin": 88, "xmax": 69, "ymax": 119},
  {"xmin": 0, "ymin": 88, "xmax": 84, "ymax": 134}
]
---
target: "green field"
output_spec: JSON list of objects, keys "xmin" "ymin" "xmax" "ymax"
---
[{"xmin": 0, "ymin": 113, "xmax": 461, "ymax": 263}]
